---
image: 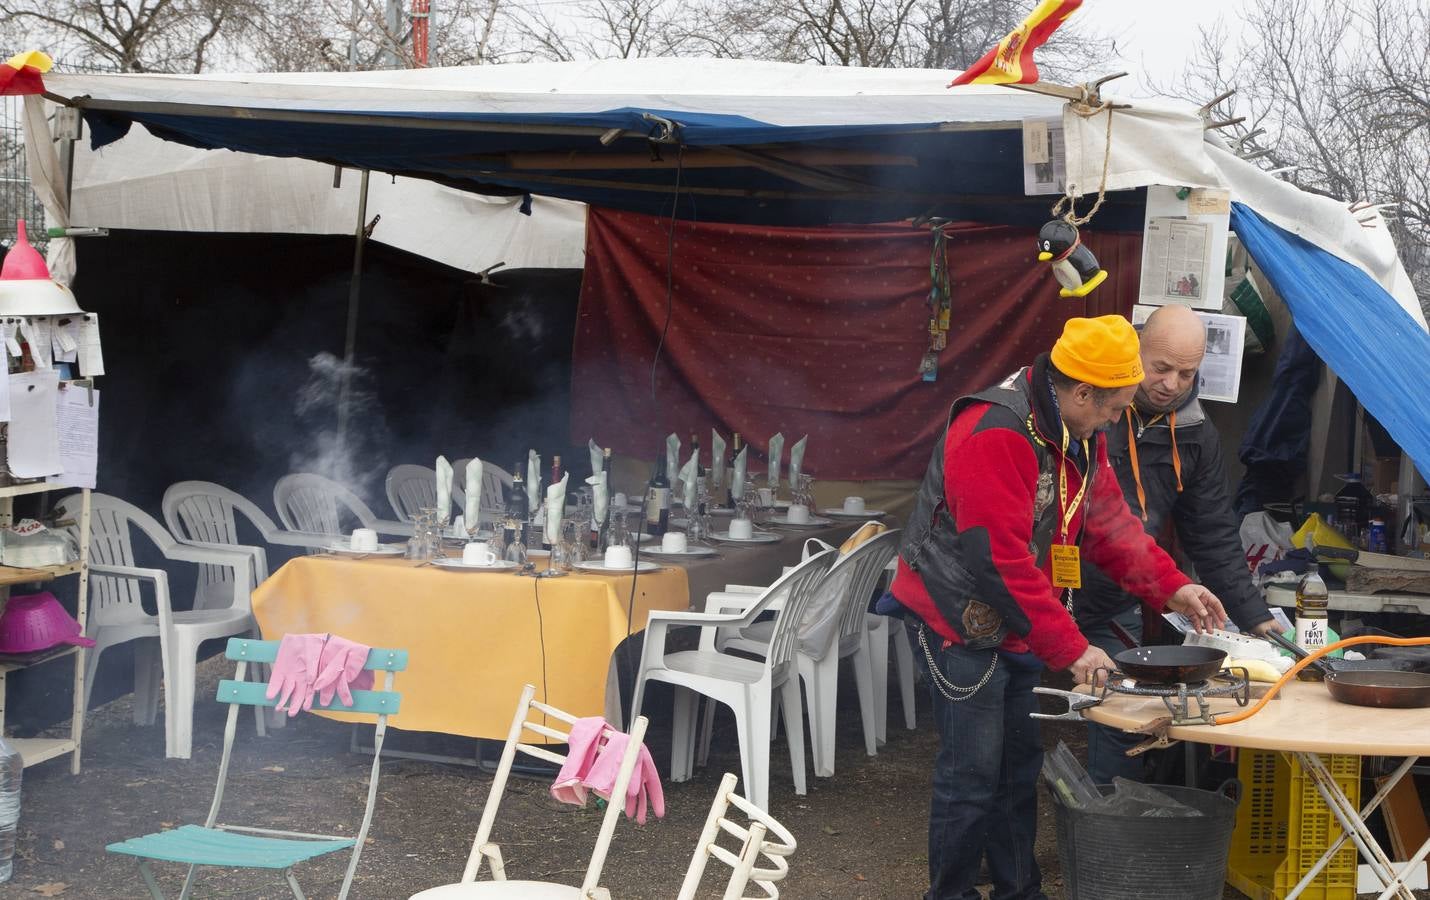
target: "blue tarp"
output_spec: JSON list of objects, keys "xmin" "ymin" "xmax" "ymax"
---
[{"xmin": 1231, "ymin": 202, "xmax": 1430, "ymax": 477}]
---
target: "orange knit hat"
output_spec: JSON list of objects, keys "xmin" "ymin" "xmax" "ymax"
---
[{"xmin": 1049, "ymin": 315, "xmax": 1144, "ymax": 388}]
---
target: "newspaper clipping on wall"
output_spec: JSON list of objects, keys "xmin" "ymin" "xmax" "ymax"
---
[
  {"xmin": 1137, "ymin": 185, "xmax": 1230, "ymax": 310},
  {"xmin": 1021, "ymin": 117, "xmax": 1067, "ymax": 196},
  {"xmin": 1133, "ymin": 304, "xmax": 1246, "ymax": 403}
]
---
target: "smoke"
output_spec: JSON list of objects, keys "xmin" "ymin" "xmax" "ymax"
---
[
  {"xmin": 289, "ymin": 351, "xmax": 392, "ymax": 505},
  {"xmin": 499, "ymin": 296, "xmax": 546, "ymax": 342}
]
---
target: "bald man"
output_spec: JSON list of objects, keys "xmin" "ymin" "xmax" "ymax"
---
[{"xmin": 1073, "ymin": 304, "xmax": 1276, "ymax": 784}]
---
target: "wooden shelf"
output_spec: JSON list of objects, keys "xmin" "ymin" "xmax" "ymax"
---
[
  {"xmin": 0, "ymin": 481, "xmax": 61, "ymax": 499},
  {"xmin": 0, "ymin": 644, "xmax": 80, "ymax": 674},
  {"xmin": 10, "ymin": 736, "xmax": 78, "ymax": 768},
  {"xmin": 0, "ymin": 560, "xmax": 82, "ymax": 586}
]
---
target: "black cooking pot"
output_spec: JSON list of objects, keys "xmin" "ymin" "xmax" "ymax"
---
[{"xmin": 1113, "ymin": 646, "xmax": 1227, "ymax": 683}]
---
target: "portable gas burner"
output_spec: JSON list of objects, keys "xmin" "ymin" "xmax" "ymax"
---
[{"xmin": 1034, "ymin": 667, "xmax": 1252, "ymax": 755}]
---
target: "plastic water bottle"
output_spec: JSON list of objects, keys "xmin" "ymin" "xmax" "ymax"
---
[{"xmin": 0, "ymin": 736, "xmax": 22, "ymax": 883}]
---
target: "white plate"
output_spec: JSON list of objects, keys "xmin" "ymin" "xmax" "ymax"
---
[
  {"xmin": 767, "ymin": 515, "xmax": 834, "ymax": 527},
  {"xmin": 326, "ymin": 543, "xmax": 405, "ymax": 556},
  {"xmin": 573, "ymin": 560, "xmax": 664, "ymax": 573},
  {"xmin": 819, "ymin": 508, "xmax": 888, "ymax": 519},
  {"xmin": 432, "ymin": 557, "xmax": 520, "ymax": 572},
  {"xmin": 710, "ymin": 531, "xmax": 781, "ymax": 544},
  {"xmin": 643, "ymin": 545, "xmax": 720, "ymax": 558}
]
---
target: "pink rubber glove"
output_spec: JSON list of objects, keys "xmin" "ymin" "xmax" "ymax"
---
[
  {"xmin": 584, "ymin": 733, "xmax": 665, "ymax": 824},
  {"xmin": 313, "ymin": 636, "xmax": 374, "ymax": 708},
  {"xmin": 266, "ymin": 634, "xmax": 325, "ymax": 717}
]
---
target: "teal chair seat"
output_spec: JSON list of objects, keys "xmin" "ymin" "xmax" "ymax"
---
[{"xmin": 109, "ymin": 825, "xmax": 354, "ymax": 870}]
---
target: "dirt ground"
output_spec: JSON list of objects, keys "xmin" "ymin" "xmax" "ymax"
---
[{"xmin": 4, "ymin": 656, "xmax": 1422, "ymax": 900}]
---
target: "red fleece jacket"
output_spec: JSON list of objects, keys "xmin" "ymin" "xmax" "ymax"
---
[{"xmin": 892, "ymin": 400, "xmax": 1191, "ymax": 670}]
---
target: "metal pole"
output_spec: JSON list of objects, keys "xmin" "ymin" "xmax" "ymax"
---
[{"xmin": 336, "ymin": 170, "xmax": 370, "ymax": 455}]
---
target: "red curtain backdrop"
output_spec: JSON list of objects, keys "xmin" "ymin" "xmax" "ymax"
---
[{"xmin": 570, "ymin": 209, "xmax": 1141, "ymax": 480}]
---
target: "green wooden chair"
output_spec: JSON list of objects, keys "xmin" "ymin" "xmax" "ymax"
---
[{"xmin": 106, "ymin": 636, "xmax": 408, "ymax": 899}]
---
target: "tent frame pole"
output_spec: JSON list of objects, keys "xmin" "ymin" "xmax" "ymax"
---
[{"xmin": 337, "ymin": 169, "xmax": 370, "ymax": 456}]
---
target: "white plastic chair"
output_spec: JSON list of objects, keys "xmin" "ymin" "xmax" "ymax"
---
[
  {"xmin": 163, "ymin": 480, "xmax": 338, "ymax": 559},
  {"xmin": 866, "ymin": 587, "xmax": 918, "ymax": 741},
  {"xmin": 677, "ymin": 772, "xmax": 798, "ymax": 900},
  {"xmin": 408, "ymin": 683, "xmax": 650, "ymax": 899},
  {"xmin": 56, "ymin": 492, "xmax": 259, "ymax": 760},
  {"xmin": 273, "ymin": 473, "xmax": 412, "ymax": 543},
  {"xmin": 715, "ymin": 530, "xmax": 902, "ymax": 777},
  {"xmin": 385, "ymin": 464, "xmax": 439, "ymax": 522},
  {"xmin": 631, "ymin": 549, "xmax": 837, "ymax": 811}
]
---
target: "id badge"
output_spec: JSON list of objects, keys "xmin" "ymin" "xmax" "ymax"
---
[{"xmin": 1050, "ymin": 543, "xmax": 1081, "ymax": 589}]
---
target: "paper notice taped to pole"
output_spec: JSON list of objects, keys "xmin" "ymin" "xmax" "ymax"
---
[{"xmin": 48, "ymin": 384, "xmax": 99, "ymax": 490}]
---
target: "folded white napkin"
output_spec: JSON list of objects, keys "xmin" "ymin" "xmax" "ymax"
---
[
  {"xmin": 732, "ymin": 446, "xmax": 749, "ymax": 500},
  {"xmin": 679, "ymin": 450, "xmax": 699, "ymax": 511},
  {"xmin": 465, "ymin": 457, "xmax": 484, "ymax": 527},
  {"xmin": 711, "ymin": 430, "xmax": 727, "ymax": 489},
  {"xmin": 527, "ymin": 450, "xmax": 542, "ymax": 515},
  {"xmin": 586, "ymin": 471, "xmax": 608, "ymax": 531},
  {"xmin": 544, "ymin": 472, "xmax": 570, "ymax": 545},
  {"xmin": 665, "ymin": 433, "xmax": 680, "ymax": 483},
  {"xmin": 788, "ymin": 435, "xmax": 808, "ymax": 490},
  {"xmin": 589, "ymin": 439, "xmax": 603, "ymax": 476},
  {"xmin": 767, "ymin": 433, "xmax": 784, "ymax": 488},
  {"xmin": 435, "ymin": 455, "xmax": 454, "ymax": 523}
]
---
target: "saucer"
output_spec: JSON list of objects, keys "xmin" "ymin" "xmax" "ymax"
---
[
  {"xmin": 819, "ymin": 508, "xmax": 888, "ymax": 519},
  {"xmin": 710, "ymin": 531, "xmax": 781, "ymax": 544},
  {"xmin": 644, "ymin": 545, "xmax": 719, "ymax": 558},
  {"xmin": 327, "ymin": 543, "xmax": 405, "ymax": 556},
  {"xmin": 767, "ymin": 514, "xmax": 834, "ymax": 527},
  {"xmin": 573, "ymin": 560, "xmax": 663, "ymax": 573},
  {"xmin": 432, "ymin": 558, "xmax": 519, "ymax": 571}
]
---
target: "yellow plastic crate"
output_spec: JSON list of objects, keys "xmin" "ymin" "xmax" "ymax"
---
[{"xmin": 1227, "ymin": 750, "xmax": 1360, "ymax": 900}]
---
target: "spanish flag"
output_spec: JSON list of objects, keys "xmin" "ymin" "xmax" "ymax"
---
[
  {"xmin": 950, "ymin": 0, "xmax": 1081, "ymax": 86},
  {"xmin": 0, "ymin": 50, "xmax": 53, "ymax": 96}
]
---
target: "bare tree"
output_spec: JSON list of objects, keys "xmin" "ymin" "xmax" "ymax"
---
[{"xmin": 1173, "ymin": 0, "xmax": 1430, "ymax": 313}]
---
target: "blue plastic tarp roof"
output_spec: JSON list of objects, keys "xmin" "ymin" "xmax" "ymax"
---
[{"xmin": 1231, "ymin": 203, "xmax": 1430, "ymax": 476}]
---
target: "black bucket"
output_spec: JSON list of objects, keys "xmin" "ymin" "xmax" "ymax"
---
[{"xmin": 1052, "ymin": 780, "xmax": 1240, "ymax": 900}]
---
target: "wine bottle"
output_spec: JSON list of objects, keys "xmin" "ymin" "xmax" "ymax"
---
[
  {"xmin": 727, "ymin": 432, "xmax": 742, "ymax": 508},
  {"xmin": 551, "ymin": 454, "xmax": 563, "ymax": 488},
  {"xmin": 644, "ymin": 450, "xmax": 671, "ymax": 537},
  {"xmin": 690, "ymin": 432, "xmax": 703, "ymax": 477},
  {"xmin": 509, "ymin": 461, "xmax": 529, "ymax": 522}
]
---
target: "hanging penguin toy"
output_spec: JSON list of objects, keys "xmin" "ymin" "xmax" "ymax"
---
[{"xmin": 1036, "ymin": 220, "xmax": 1107, "ymax": 298}]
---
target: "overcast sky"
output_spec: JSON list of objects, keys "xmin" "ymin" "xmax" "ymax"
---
[{"xmin": 1075, "ymin": 0, "xmax": 1248, "ymax": 96}]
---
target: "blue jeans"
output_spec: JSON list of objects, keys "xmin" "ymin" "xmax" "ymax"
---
[
  {"xmin": 912, "ymin": 623, "xmax": 1048, "ymax": 900},
  {"xmin": 1082, "ymin": 606, "xmax": 1146, "ymax": 785}
]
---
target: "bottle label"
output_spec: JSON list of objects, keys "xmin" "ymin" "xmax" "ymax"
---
[
  {"xmin": 1295, "ymin": 617, "xmax": 1328, "ymax": 650},
  {"xmin": 646, "ymin": 487, "xmax": 671, "ymax": 522}
]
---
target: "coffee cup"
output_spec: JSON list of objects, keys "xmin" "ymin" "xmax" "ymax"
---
[
  {"xmin": 350, "ymin": 528, "xmax": 379, "ymax": 552},
  {"xmin": 786, "ymin": 505, "xmax": 811, "ymax": 524},
  {"xmin": 842, "ymin": 496, "xmax": 866, "ymax": 515},
  {"xmin": 462, "ymin": 541, "xmax": 497, "ymax": 565},
  {"xmin": 661, "ymin": 531, "xmax": 688, "ymax": 553},
  {"xmin": 604, "ymin": 544, "xmax": 634, "ymax": 568},
  {"xmin": 728, "ymin": 518, "xmax": 754, "ymax": 540}
]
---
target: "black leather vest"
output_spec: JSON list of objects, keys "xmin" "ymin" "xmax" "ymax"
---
[{"xmin": 898, "ymin": 368, "xmax": 1088, "ymax": 647}]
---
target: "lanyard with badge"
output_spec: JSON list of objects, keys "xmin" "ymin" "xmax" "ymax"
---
[{"xmin": 1050, "ymin": 422, "xmax": 1091, "ymax": 612}]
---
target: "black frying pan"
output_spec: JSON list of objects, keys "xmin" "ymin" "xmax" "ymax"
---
[
  {"xmin": 1265, "ymin": 632, "xmax": 1430, "ymax": 709},
  {"xmin": 1113, "ymin": 645, "xmax": 1227, "ymax": 683}
]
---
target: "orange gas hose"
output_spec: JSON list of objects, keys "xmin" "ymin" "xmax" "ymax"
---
[{"xmin": 1212, "ymin": 635, "xmax": 1430, "ymax": 726}]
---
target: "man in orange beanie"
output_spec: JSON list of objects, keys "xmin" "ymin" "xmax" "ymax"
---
[{"xmin": 888, "ymin": 314, "xmax": 1227, "ymax": 900}]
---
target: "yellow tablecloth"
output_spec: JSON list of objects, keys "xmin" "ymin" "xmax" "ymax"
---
[{"xmin": 251, "ymin": 556, "xmax": 689, "ymax": 739}]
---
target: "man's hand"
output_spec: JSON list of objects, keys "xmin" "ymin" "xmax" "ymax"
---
[
  {"xmin": 1166, "ymin": 584, "xmax": 1228, "ymax": 633},
  {"xmin": 1068, "ymin": 644, "xmax": 1115, "ymax": 687},
  {"xmin": 1248, "ymin": 619, "xmax": 1281, "ymax": 637}
]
